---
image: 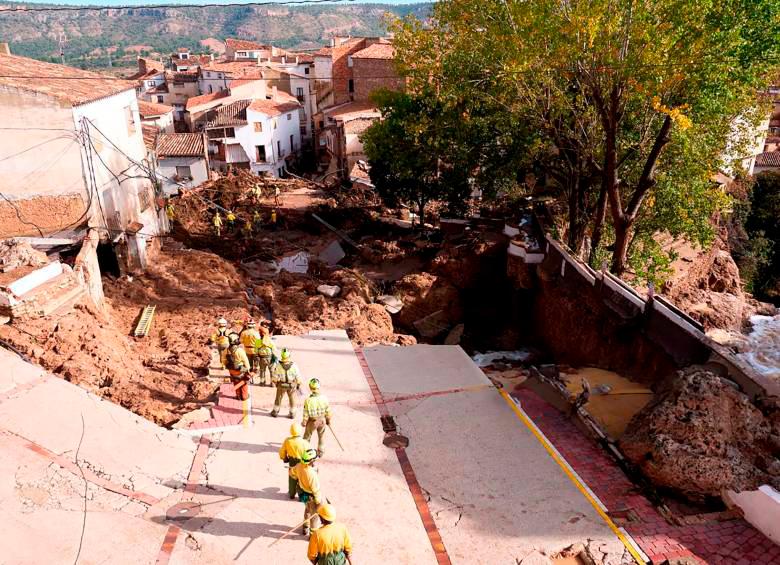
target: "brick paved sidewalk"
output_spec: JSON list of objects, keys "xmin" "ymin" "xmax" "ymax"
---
[{"xmin": 514, "ymin": 389, "xmax": 780, "ymax": 565}]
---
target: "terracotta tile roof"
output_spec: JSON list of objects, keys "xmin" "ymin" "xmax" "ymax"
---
[
  {"xmin": 0, "ymin": 53, "xmax": 135, "ymax": 107},
  {"xmin": 344, "ymin": 117, "xmax": 377, "ymax": 134},
  {"xmin": 226, "ymin": 38, "xmax": 271, "ymax": 51},
  {"xmin": 248, "ymin": 97, "xmax": 301, "ymax": 117},
  {"xmin": 323, "ymin": 101, "xmax": 380, "ymax": 121},
  {"xmin": 185, "ymin": 89, "xmax": 230, "ymax": 111},
  {"xmin": 351, "ymin": 43, "xmax": 395, "ymax": 60},
  {"xmin": 755, "ymin": 151, "xmax": 780, "ymax": 168},
  {"xmin": 314, "ymin": 46, "xmax": 333, "ymax": 57},
  {"xmin": 288, "ymin": 53, "xmax": 314, "ymax": 63},
  {"xmin": 205, "ymin": 99, "xmax": 250, "ymax": 127},
  {"xmin": 156, "ymin": 132, "xmax": 205, "ymax": 158},
  {"xmin": 141, "ymin": 124, "xmax": 158, "ymax": 151},
  {"xmin": 137, "ymin": 100, "xmax": 173, "ymax": 118},
  {"xmin": 201, "ymin": 60, "xmax": 259, "ymax": 75}
]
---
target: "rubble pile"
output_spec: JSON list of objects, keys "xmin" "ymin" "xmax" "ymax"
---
[
  {"xmin": 252, "ymin": 268, "xmax": 410, "ymax": 345},
  {"xmin": 620, "ymin": 366, "xmax": 780, "ymax": 502},
  {"xmin": 0, "ymin": 248, "xmax": 250, "ymax": 426},
  {"xmin": 0, "ymin": 238, "xmax": 49, "ymax": 272}
]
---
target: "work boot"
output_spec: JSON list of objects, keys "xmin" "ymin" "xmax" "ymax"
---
[
  {"xmin": 270, "ymin": 410, "xmax": 278, "ymax": 418},
  {"xmin": 287, "ymin": 412, "xmax": 295, "ymax": 419},
  {"xmin": 302, "ymin": 525, "xmax": 309, "ymax": 537}
]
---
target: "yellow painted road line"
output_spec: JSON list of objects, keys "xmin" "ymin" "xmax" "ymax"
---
[{"xmin": 499, "ymin": 389, "xmax": 646, "ymax": 565}]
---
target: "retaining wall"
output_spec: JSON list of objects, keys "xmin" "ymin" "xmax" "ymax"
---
[{"xmin": 509, "ymin": 233, "xmax": 778, "ymax": 397}]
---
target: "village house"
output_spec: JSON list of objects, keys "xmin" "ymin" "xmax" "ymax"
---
[
  {"xmin": 314, "ymin": 102, "xmax": 381, "ymax": 180},
  {"xmin": 184, "ymin": 79, "xmax": 268, "ymax": 132},
  {"xmin": 137, "ymin": 100, "xmax": 175, "ymax": 133},
  {"xmin": 169, "ymin": 47, "xmax": 213, "ymax": 72},
  {"xmin": 130, "ymin": 57, "xmax": 167, "ymax": 99},
  {"xmin": 224, "ymin": 38, "xmax": 276, "ymax": 61},
  {"xmin": 155, "ymin": 132, "xmax": 210, "ymax": 195},
  {"xmin": 203, "ymin": 92, "xmax": 302, "ymax": 178},
  {"xmin": 350, "ymin": 42, "xmax": 403, "ymax": 102},
  {"xmin": 258, "ymin": 58, "xmax": 316, "ymax": 143},
  {"xmin": 0, "ymin": 50, "xmax": 166, "ymax": 271}
]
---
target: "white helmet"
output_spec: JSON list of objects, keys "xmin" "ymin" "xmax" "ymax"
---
[{"xmin": 218, "ymin": 318, "xmax": 228, "ymax": 327}]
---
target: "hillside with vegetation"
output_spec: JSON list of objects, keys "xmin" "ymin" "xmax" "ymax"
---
[{"xmin": 0, "ymin": 2, "xmax": 430, "ymax": 69}]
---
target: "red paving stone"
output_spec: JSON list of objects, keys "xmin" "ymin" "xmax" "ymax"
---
[
  {"xmin": 513, "ymin": 389, "xmax": 780, "ymax": 565},
  {"xmin": 187, "ymin": 383, "xmax": 247, "ymax": 431}
]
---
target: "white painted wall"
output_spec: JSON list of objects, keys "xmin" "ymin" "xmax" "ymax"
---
[
  {"xmin": 72, "ymin": 89, "xmax": 165, "ymax": 267},
  {"xmin": 234, "ymin": 107, "xmax": 302, "ymax": 177},
  {"xmin": 726, "ymin": 486, "xmax": 780, "ymax": 545},
  {"xmin": 158, "ymin": 156, "xmax": 209, "ymax": 195},
  {"xmin": 199, "ymin": 71, "xmax": 231, "ymax": 95},
  {"xmin": 141, "ymin": 112, "xmax": 174, "ymax": 133}
]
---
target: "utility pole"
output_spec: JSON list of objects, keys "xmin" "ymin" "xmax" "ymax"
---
[{"xmin": 58, "ymin": 32, "xmax": 67, "ymax": 65}]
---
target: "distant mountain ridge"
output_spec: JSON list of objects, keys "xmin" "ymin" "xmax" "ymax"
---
[{"xmin": 0, "ymin": 2, "xmax": 431, "ymax": 69}]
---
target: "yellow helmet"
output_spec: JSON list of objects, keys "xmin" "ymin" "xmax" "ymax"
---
[
  {"xmin": 300, "ymin": 448, "xmax": 318, "ymax": 464},
  {"xmin": 317, "ymin": 503, "xmax": 336, "ymax": 522},
  {"xmin": 290, "ymin": 423, "xmax": 303, "ymax": 437},
  {"xmin": 308, "ymin": 378, "xmax": 320, "ymax": 391},
  {"xmin": 280, "ymin": 349, "xmax": 291, "ymax": 362}
]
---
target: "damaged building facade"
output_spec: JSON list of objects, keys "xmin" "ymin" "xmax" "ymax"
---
[{"xmin": 0, "ymin": 50, "xmax": 167, "ymax": 278}]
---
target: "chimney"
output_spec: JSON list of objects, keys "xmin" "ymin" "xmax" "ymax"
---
[
  {"xmin": 330, "ymin": 37, "xmax": 336, "ymax": 48},
  {"xmin": 0, "ymin": 42, "xmax": 10, "ymax": 55},
  {"xmin": 272, "ymin": 85, "xmax": 278, "ymax": 99}
]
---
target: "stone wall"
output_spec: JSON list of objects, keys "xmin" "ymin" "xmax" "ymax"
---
[{"xmin": 352, "ymin": 57, "xmax": 403, "ymax": 102}]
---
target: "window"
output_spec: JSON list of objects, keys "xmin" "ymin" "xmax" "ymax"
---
[
  {"xmin": 124, "ymin": 105, "xmax": 136, "ymax": 136},
  {"xmin": 225, "ymin": 127, "xmax": 235, "ymax": 138},
  {"xmin": 206, "ymin": 72, "xmax": 211, "ymax": 78},
  {"xmin": 156, "ymin": 95, "xmax": 164, "ymax": 103},
  {"xmin": 256, "ymin": 145, "xmax": 266, "ymax": 162},
  {"xmin": 278, "ymin": 167, "xmax": 283, "ymax": 177},
  {"xmin": 290, "ymin": 134, "xmax": 294, "ymax": 152},
  {"xmin": 347, "ymin": 56, "xmax": 353, "ymax": 68},
  {"xmin": 254, "ymin": 122, "xmax": 263, "ymax": 132},
  {"xmin": 304, "ymin": 67, "xmax": 310, "ymax": 75},
  {"xmin": 208, "ymin": 85, "xmax": 213, "ymax": 94},
  {"xmin": 175, "ymin": 165, "xmax": 192, "ymax": 180},
  {"xmin": 277, "ymin": 140, "xmax": 281, "ymax": 156},
  {"xmin": 296, "ymin": 86, "xmax": 304, "ymax": 98},
  {"xmin": 287, "ymin": 113, "xmax": 292, "ymax": 121},
  {"xmin": 181, "ymin": 53, "xmax": 189, "ymax": 60},
  {"xmin": 147, "ymin": 80, "xmax": 156, "ymax": 87},
  {"xmin": 273, "ymin": 119, "xmax": 277, "ymax": 130},
  {"xmin": 138, "ymin": 187, "xmax": 153, "ymax": 211},
  {"xmin": 348, "ymin": 79, "xmax": 354, "ymax": 93}
]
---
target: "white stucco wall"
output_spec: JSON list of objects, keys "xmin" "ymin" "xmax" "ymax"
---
[
  {"xmin": 236, "ymin": 107, "xmax": 301, "ymax": 177},
  {"xmin": 726, "ymin": 486, "xmax": 780, "ymax": 545},
  {"xmin": 199, "ymin": 71, "xmax": 231, "ymax": 95},
  {"xmin": 159, "ymin": 156, "xmax": 209, "ymax": 195},
  {"xmin": 141, "ymin": 112, "xmax": 174, "ymax": 133},
  {"xmin": 72, "ymin": 89, "xmax": 165, "ymax": 255},
  {"xmin": 0, "ymin": 87, "xmax": 88, "ymax": 201}
]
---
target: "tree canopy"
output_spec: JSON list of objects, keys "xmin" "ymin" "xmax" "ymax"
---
[{"xmin": 389, "ymin": 0, "xmax": 780, "ymax": 277}]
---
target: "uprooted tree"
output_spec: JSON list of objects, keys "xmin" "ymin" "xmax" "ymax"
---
[{"xmin": 390, "ymin": 0, "xmax": 780, "ymax": 276}]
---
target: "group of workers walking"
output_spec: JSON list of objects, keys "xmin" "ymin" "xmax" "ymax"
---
[
  {"xmin": 209, "ymin": 317, "xmax": 352, "ymax": 564},
  {"xmin": 212, "ymin": 208, "xmax": 278, "ymax": 238}
]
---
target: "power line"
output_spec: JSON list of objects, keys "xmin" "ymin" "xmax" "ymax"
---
[{"xmin": 0, "ymin": 0, "xmax": 357, "ymax": 13}]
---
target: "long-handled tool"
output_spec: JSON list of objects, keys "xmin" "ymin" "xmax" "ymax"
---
[
  {"xmin": 268, "ymin": 515, "xmax": 313, "ymax": 547},
  {"xmin": 328, "ymin": 424, "xmax": 345, "ymax": 452}
]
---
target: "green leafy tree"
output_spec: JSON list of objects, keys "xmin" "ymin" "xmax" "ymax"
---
[
  {"xmin": 362, "ymin": 90, "xmax": 475, "ymax": 225},
  {"xmin": 392, "ymin": 0, "xmax": 780, "ymax": 275}
]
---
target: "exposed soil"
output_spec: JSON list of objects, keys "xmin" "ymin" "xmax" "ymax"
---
[{"xmin": 0, "ymin": 247, "xmax": 249, "ymax": 426}]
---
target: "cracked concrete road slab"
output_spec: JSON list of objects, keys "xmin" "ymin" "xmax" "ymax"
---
[{"xmin": 363, "ymin": 344, "xmax": 629, "ymax": 564}]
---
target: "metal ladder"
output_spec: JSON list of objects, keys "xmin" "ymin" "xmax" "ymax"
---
[{"xmin": 134, "ymin": 305, "xmax": 156, "ymax": 337}]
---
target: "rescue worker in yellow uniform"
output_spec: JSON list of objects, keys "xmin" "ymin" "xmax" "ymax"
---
[
  {"xmin": 279, "ymin": 423, "xmax": 311, "ymax": 499},
  {"xmin": 209, "ymin": 317, "xmax": 230, "ymax": 368},
  {"xmin": 271, "ymin": 349, "xmax": 301, "ymax": 418},
  {"xmin": 307, "ymin": 504, "xmax": 353, "ymax": 565},
  {"xmin": 254, "ymin": 329, "xmax": 278, "ymax": 386},
  {"xmin": 239, "ymin": 319, "xmax": 261, "ymax": 380},
  {"xmin": 213, "ymin": 212, "xmax": 223, "ymax": 237},
  {"xmin": 226, "ymin": 333, "xmax": 251, "ymax": 401},
  {"xmin": 293, "ymin": 448, "xmax": 323, "ymax": 536},
  {"xmin": 226, "ymin": 210, "xmax": 236, "ymax": 232},
  {"xmin": 302, "ymin": 378, "xmax": 331, "ymax": 458}
]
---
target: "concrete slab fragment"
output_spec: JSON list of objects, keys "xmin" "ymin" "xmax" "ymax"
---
[
  {"xmin": 363, "ymin": 345, "xmax": 626, "ymax": 564},
  {"xmin": 363, "ymin": 344, "xmax": 491, "ymax": 396}
]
